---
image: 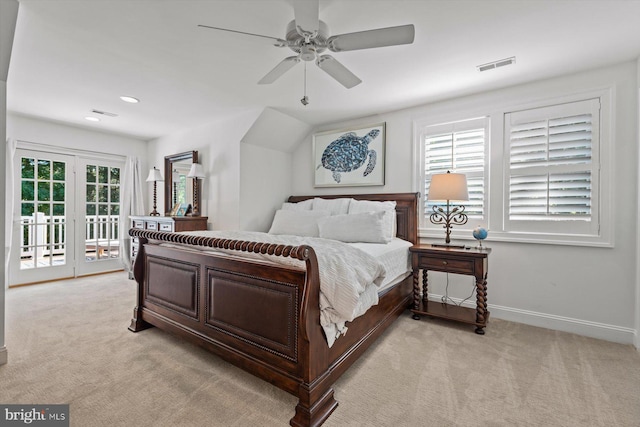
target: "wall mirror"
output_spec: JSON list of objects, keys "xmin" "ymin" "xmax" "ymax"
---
[{"xmin": 164, "ymin": 151, "xmax": 198, "ymax": 216}]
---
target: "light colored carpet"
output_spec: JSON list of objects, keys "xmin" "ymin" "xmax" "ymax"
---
[{"xmin": 1, "ymin": 272, "xmax": 639, "ymax": 426}]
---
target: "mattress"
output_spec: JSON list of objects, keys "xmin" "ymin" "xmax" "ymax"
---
[{"xmin": 349, "ymin": 237, "xmax": 413, "ymax": 293}]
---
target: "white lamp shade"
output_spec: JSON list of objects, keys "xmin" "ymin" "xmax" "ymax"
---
[
  {"xmin": 172, "ymin": 169, "xmax": 180, "ymax": 183},
  {"xmin": 187, "ymin": 163, "xmax": 206, "ymax": 179},
  {"xmin": 428, "ymin": 172, "xmax": 469, "ymax": 201},
  {"xmin": 146, "ymin": 167, "xmax": 164, "ymax": 182}
]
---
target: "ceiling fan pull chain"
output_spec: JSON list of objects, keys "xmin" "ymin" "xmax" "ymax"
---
[{"xmin": 301, "ymin": 62, "xmax": 309, "ymax": 106}]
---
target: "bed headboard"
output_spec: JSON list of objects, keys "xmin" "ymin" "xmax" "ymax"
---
[{"xmin": 287, "ymin": 193, "xmax": 419, "ymax": 245}]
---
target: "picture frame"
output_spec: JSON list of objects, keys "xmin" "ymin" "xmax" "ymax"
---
[
  {"xmin": 175, "ymin": 203, "xmax": 190, "ymax": 217},
  {"xmin": 169, "ymin": 203, "xmax": 181, "ymax": 217},
  {"xmin": 313, "ymin": 122, "xmax": 386, "ymax": 187}
]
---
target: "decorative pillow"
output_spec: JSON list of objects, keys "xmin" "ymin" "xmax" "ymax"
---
[
  {"xmin": 281, "ymin": 199, "xmax": 313, "ymax": 211},
  {"xmin": 318, "ymin": 211, "xmax": 390, "ymax": 243},
  {"xmin": 268, "ymin": 209, "xmax": 331, "ymax": 237},
  {"xmin": 348, "ymin": 199, "xmax": 397, "ymax": 240},
  {"xmin": 312, "ymin": 198, "xmax": 352, "ymax": 215}
]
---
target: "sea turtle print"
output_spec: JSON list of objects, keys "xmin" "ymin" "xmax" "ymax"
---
[{"xmin": 317, "ymin": 129, "xmax": 380, "ymax": 183}]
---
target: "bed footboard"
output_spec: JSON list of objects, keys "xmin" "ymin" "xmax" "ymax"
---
[{"xmin": 128, "ymin": 229, "xmax": 336, "ymax": 426}]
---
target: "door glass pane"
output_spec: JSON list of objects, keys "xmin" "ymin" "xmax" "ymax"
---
[
  {"xmin": 38, "ymin": 182, "xmax": 51, "ymax": 201},
  {"xmin": 110, "ymin": 167, "xmax": 120, "ymax": 184},
  {"xmin": 86, "ymin": 184, "xmax": 96, "ymax": 202},
  {"xmin": 20, "ymin": 156, "xmax": 67, "ymax": 271},
  {"xmin": 85, "ymin": 164, "xmax": 121, "ymax": 262},
  {"xmin": 98, "ymin": 185, "xmax": 108, "ymax": 202},
  {"xmin": 38, "ymin": 160, "xmax": 51, "ymax": 180},
  {"xmin": 98, "ymin": 166, "xmax": 108, "ymax": 183},
  {"xmin": 21, "ymin": 181, "xmax": 34, "ymax": 201},
  {"xmin": 22, "ymin": 158, "xmax": 35, "ymax": 179},
  {"xmin": 53, "ymin": 162, "xmax": 65, "ymax": 181},
  {"xmin": 86, "ymin": 165, "xmax": 96, "ymax": 183},
  {"xmin": 53, "ymin": 182, "xmax": 65, "ymax": 201},
  {"xmin": 22, "ymin": 203, "xmax": 34, "ymax": 216}
]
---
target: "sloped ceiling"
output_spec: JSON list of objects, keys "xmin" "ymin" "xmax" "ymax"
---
[{"xmin": 7, "ymin": 0, "xmax": 640, "ymax": 140}]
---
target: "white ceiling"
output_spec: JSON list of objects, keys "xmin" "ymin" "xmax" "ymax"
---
[{"xmin": 7, "ymin": 0, "xmax": 640, "ymax": 141}]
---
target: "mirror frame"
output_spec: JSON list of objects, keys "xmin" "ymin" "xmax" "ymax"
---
[{"xmin": 164, "ymin": 150, "xmax": 198, "ymax": 216}]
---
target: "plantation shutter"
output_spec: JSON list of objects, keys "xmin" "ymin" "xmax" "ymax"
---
[
  {"xmin": 424, "ymin": 118, "xmax": 487, "ymax": 219},
  {"xmin": 505, "ymin": 98, "xmax": 600, "ymax": 231}
]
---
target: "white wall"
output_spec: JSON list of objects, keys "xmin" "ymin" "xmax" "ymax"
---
[
  {"xmin": 636, "ymin": 57, "xmax": 640, "ymax": 350},
  {"xmin": 292, "ymin": 61, "xmax": 639, "ymax": 345},
  {"xmin": 148, "ymin": 109, "xmax": 262, "ymax": 230},
  {"xmin": 1, "ymin": 0, "xmax": 19, "ymax": 366},
  {"xmin": 239, "ymin": 142, "xmax": 292, "ymax": 232},
  {"xmin": 1, "ymin": 81, "xmax": 7, "ymax": 366},
  {"xmin": 7, "ymin": 113, "xmax": 147, "ymax": 160}
]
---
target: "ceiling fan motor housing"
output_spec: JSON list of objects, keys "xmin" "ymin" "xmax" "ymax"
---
[{"xmin": 286, "ymin": 19, "xmax": 329, "ymax": 59}]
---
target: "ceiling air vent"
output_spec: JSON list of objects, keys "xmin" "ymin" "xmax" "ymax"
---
[
  {"xmin": 91, "ymin": 109, "xmax": 118, "ymax": 117},
  {"xmin": 477, "ymin": 56, "xmax": 516, "ymax": 72}
]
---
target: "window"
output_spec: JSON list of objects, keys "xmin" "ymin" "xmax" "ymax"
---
[
  {"xmin": 419, "ymin": 117, "xmax": 488, "ymax": 230},
  {"xmin": 504, "ymin": 99, "xmax": 600, "ymax": 236},
  {"xmin": 414, "ymin": 90, "xmax": 610, "ymax": 246}
]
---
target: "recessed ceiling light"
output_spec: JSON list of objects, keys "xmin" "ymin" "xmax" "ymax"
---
[
  {"xmin": 120, "ymin": 96, "xmax": 140, "ymax": 103},
  {"xmin": 85, "ymin": 116, "xmax": 100, "ymax": 122}
]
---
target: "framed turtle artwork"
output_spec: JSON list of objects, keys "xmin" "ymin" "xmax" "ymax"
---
[{"xmin": 313, "ymin": 122, "xmax": 386, "ymax": 187}]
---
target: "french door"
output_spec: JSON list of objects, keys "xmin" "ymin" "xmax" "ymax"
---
[
  {"xmin": 11, "ymin": 150, "xmax": 76, "ymax": 284},
  {"xmin": 11, "ymin": 148, "xmax": 124, "ymax": 285},
  {"xmin": 75, "ymin": 158, "xmax": 123, "ymax": 276}
]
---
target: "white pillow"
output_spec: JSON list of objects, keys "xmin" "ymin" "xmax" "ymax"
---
[
  {"xmin": 281, "ymin": 199, "xmax": 313, "ymax": 211},
  {"xmin": 312, "ymin": 197, "xmax": 352, "ymax": 215},
  {"xmin": 318, "ymin": 211, "xmax": 390, "ymax": 243},
  {"xmin": 348, "ymin": 199, "xmax": 397, "ymax": 240},
  {"xmin": 268, "ymin": 209, "xmax": 331, "ymax": 237}
]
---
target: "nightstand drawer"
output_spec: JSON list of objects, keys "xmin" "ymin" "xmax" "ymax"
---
[
  {"xmin": 145, "ymin": 221, "xmax": 158, "ymax": 230},
  {"xmin": 133, "ymin": 220, "xmax": 145, "ymax": 229},
  {"xmin": 418, "ymin": 257, "xmax": 474, "ymax": 274}
]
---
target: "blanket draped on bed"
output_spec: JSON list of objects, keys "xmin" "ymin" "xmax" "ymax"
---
[{"xmin": 172, "ymin": 230, "xmax": 387, "ymax": 347}]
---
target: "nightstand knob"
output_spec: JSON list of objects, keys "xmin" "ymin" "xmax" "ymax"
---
[{"xmin": 442, "ymin": 261, "xmax": 448, "ymax": 265}]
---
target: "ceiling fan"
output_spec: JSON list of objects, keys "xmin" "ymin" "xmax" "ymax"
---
[{"xmin": 198, "ymin": 0, "xmax": 415, "ymax": 92}]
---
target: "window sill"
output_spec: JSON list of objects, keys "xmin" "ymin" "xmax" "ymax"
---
[{"xmin": 419, "ymin": 229, "xmax": 613, "ymax": 248}]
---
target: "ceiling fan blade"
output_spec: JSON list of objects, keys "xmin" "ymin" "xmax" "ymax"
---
[
  {"xmin": 293, "ymin": 0, "xmax": 319, "ymax": 35},
  {"xmin": 198, "ymin": 24, "xmax": 287, "ymax": 47},
  {"xmin": 327, "ymin": 24, "xmax": 415, "ymax": 52},
  {"xmin": 316, "ymin": 55, "xmax": 362, "ymax": 89},
  {"xmin": 258, "ymin": 56, "xmax": 301, "ymax": 84}
]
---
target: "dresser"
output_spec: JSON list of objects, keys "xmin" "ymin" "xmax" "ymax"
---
[{"xmin": 129, "ymin": 216, "xmax": 208, "ymax": 276}]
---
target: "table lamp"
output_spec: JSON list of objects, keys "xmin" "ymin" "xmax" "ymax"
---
[
  {"xmin": 428, "ymin": 171, "xmax": 468, "ymax": 247},
  {"xmin": 146, "ymin": 167, "xmax": 164, "ymax": 216},
  {"xmin": 172, "ymin": 168, "xmax": 180, "ymax": 206},
  {"xmin": 187, "ymin": 163, "xmax": 206, "ymax": 216}
]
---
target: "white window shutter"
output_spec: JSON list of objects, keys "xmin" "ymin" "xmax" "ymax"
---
[
  {"xmin": 505, "ymin": 99, "xmax": 600, "ymax": 234},
  {"xmin": 423, "ymin": 118, "xmax": 487, "ymax": 220}
]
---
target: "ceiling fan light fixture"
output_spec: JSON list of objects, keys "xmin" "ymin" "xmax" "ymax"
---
[{"xmin": 300, "ymin": 44, "xmax": 317, "ymax": 61}]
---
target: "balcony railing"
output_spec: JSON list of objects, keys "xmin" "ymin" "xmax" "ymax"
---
[{"xmin": 20, "ymin": 214, "xmax": 119, "ymax": 261}]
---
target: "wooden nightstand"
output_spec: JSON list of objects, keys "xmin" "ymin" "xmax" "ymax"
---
[{"xmin": 410, "ymin": 244, "xmax": 491, "ymax": 334}]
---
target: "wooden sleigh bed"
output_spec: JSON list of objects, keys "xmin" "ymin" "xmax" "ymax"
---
[{"xmin": 128, "ymin": 192, "xmax": 418, "ymax": 426}]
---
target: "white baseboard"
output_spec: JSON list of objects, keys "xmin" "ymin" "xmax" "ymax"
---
[
  {"xmin": 0, "ymin": 346, "xmax": 7, "ymax": 365},
  {"xmin": 427, "ymin": 295, "xmax": 637, "ymax": 345}
]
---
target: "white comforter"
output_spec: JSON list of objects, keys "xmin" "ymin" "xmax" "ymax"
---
[{"xmin": 175, "ymin": 230, "xmax": 387, "ymax": 347}]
